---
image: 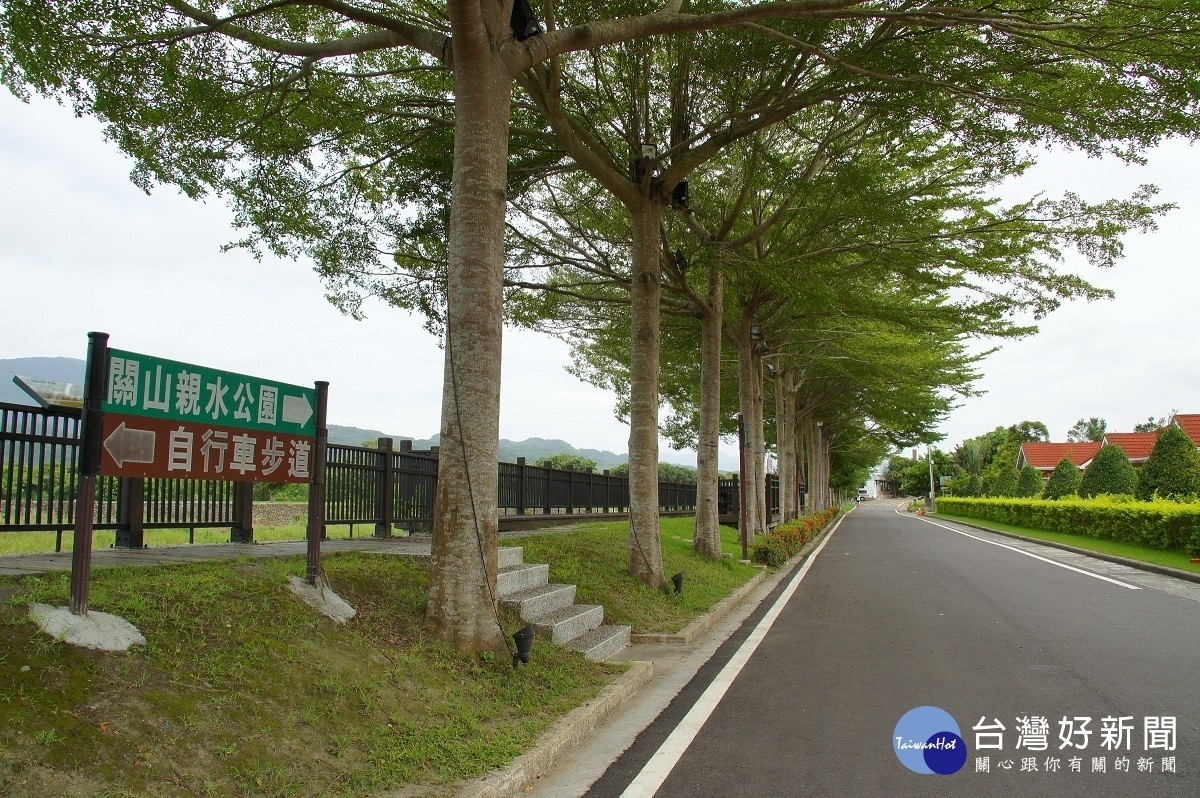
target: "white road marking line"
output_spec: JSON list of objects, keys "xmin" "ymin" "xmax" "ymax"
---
[
  {"xmin": 618, "ymin": 514, "xmax": 845, "ymax": 798},
  {"xmin": 893, "ymin": 505, "xmax": 1141, "ymax": 591}
]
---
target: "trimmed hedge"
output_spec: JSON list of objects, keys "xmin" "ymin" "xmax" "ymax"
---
[
  {"xmin": 1079, "ymin": 445, "xmax": 1138, "ymax": 498},
  {"xmin": 936, "ymin": 496, "xmax": 1200, "ymax": 555},
  {"xmin": 1136, "ymin": 426, "xmax": 1200, "ymax": 500},
  {"xmin": 1043, "ymin": 457, "xmax": 1082, "ymax": 499},
  {"xmin": 753, "ymin": 507, "xmax": 839, "ymax": 566}
]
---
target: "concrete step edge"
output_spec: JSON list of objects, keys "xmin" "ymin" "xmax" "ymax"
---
[
  {"xmin": 531, "ymin": 604, "xmax": 604, "ymax": 644},
  {"xmin": 565, "ymin": 624, "xmax": 631, "ymax": 662}
]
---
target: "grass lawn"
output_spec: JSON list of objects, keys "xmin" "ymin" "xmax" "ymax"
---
[
  {"xmin": 933, "ymin": 512, "xmax": 1200, "ymax": 575},
  {"xmin": 0, "ymin": 522, "xmax": 368, "ymax": 557},
  {"xmin": 1, "ymin": 552, "xmax": 621, "ymax": 798},
  {"xmin": 0, "ymin": 517, "xmax": 773, "ymax": 796},
  {"xmin": 517, "ymin": 517, "xmax": 762, "ymax": 633}
]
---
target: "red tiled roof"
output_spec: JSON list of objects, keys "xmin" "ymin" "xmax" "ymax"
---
[
  {"xmin": 1173, "ymin": 414, "xmax": 1200, "ymax": 447},
  {"xmin": 1102, "ymin": 431, "xmax": 1160, "ymax": 462},
  {"xmin": 1019, "ymin": 441, "xmax": 1103, "ymax": 471}
]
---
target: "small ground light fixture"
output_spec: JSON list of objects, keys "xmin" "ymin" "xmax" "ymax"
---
[
  {"xmin": 512, "ymin": 624, "xmax": 535, "ymax": 668},
  {"xmin": 671, "ymin": 572, "xmax": 684, "ymax": 594}
]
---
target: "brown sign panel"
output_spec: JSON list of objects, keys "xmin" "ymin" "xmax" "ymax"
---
[{"xmin": 99, "ymin": 414, "xmax": 313, "ymax": 483}]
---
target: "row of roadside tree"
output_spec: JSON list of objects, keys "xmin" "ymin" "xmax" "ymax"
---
[{"xmin": 7, "ymin": 2, "xmax": 1200, "ymax": 654}]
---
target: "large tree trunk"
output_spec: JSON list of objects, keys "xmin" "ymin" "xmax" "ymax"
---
[
  {"xmin": 812, "ymin": 419, "xmax": 827, "ymax": 512},
  {"xmin": 796, "ymin": 411, "xmax": 810, "ymax": 515},
  {"xmin": 739, "ymin": 336, "xmax": 768, "ymax": 535},
  {"xmin": 693, "ymin": 262, "xmax": 724, "ymax": 558},
  {"xmin": 425, "ymin": 6, "xmax": 510, "ymax": 654},
  {"xmin": 802, "ymin": 414, "xmax": 822, "ymax": 513},
  {"xmin": 750, "ymin": 337, "xmax": 767, "ymax": 535},
  {"xmin": 627, "ymin": 199, "xmax": 666, "ymax": 588},
  {"xmin": 819, "ymin": 431, "xmax": 833, "ymax": 509},
  {"xmin": 775, "ymin": 367, "xmax": 797, "ymax": 522},
  {"xmin": 735, "ymin": 312, "xmax": 760, "ymax": 540}
]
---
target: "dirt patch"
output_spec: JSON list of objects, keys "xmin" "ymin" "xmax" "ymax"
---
[{"xmin": 252, "ymin": 502, "xmax": 308, "ymax": 528}]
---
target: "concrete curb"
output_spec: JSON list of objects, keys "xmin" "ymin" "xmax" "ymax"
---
[
  {"xmin": 627, "ymin": 513, "xmax": 844, "ymax": 647},
  {"xmin": 930, "ymin": 514, "xmax": 1200, "ymax": 586},
  {"xmin": 453, "ymin": 660, "xmax": 654, "ymax": 798},
  {"xmin": 629, "ymin": 570, "xmax": 767, "ymax": 646}
]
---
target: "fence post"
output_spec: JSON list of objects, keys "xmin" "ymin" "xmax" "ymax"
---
[
  {"xmin": 565, "ymin": 465, "xmax": 574, "ymax": 514},
  {"xmin": 114, "ymin": 477, "xmax": 145, "ymax": 548},
  {"xmin": 586, "ymin": 469, "xmax": 594, "ymax": 513},
  {"xmin": 516, "ymin": 457, "xmax": 527, "ymax": 515},
  {"xmin": 375, "ymin": 437, "xmax": 394, "ymax": 538},
  {"xmin": 230, "ymin": 481, "xmax": 254, "ymax": 543},
  {"xmin": 70, "ymin": 331, "xmax": 108, "ymax": 616}
]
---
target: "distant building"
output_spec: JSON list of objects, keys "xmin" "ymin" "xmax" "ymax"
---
[
  {"xmin": 1171, "ymin": 413, "xmax": 1200, "ymax": 448},
  {"xmin": 1017, "ymin": 441, "xmax": 1102, "ymax": 482},
  {"xmin": 1097, "ymin": 431, "xmax": 1160, "ymax": 466}
]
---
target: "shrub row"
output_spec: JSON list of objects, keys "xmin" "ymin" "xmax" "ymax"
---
[
  {"xmin": 936, "ymin": 496, "xmax": 1200, "ymax": 555},
  {"xmin": 753, "ymin": 507, "xmax": 839, "ymax": 566}
]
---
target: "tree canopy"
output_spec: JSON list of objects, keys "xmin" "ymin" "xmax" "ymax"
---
[
  {"xmin": 1079, "ymin": 444, "xmax": 1138, "ymax": 498},
  {"xmin": 533, "ymin": 453, "xmax": 599, "ymax": 472},
  {"xmin": 1068, "ymin": 417, "xmax": 1108, "ymax": 443},
  {"xmin": 7, "ymin": 0, "xmax": 1200, "ymax": 650},
  {"xmin": 1135, "ymin": 426, "xmax": 1199, "ymax": 500},
  {"xmin": 1043, "ymin": 457, "xmax": 1084, "ymax": 499}
]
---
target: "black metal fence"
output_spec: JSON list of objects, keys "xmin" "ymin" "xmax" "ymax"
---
[
  {"xmin": 2, "ymin": 402, "xmax": 778, "ymax": 548},
  {"xmin": 1, "ymin": 402, "xmax": 249, "ymax": 549},
  {"xmin": 330, "ymin": 439, "xmax": 701, "ymax": 534}
]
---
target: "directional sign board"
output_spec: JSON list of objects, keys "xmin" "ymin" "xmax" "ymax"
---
[{"xmin": 98, "ymin": 349, "xmax": 316, "ymax": 482}]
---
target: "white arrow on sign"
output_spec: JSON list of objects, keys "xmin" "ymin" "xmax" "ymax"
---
[
  {"xmin": 281, "ymin": 393, "xmax": 314, "ymax": 428},
  {"xmin": 103, "ymin": 422, "xmax": 156, "ymax": 468}
]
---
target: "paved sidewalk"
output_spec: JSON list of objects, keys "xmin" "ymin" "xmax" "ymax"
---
[{"xmin": 0, "ymin": 535, "xmax": 435, "ymax": 577}]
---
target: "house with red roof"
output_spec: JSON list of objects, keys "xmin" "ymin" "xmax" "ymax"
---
[
  {"xmin": 1100, "ymin": 431, "xmax": 1160, "ymax": 466},
  {"xmin": 1171, "ymin": 414, "xmax": 1200, "ymax": 448},
  {"xmin": 1018, "ymin": 441, "xmax": 1103, "ymax": 481}
]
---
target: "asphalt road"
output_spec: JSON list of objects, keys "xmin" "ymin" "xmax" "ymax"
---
[{"xmin": 582, "ymin": 500, "xmax": 1200, "ymax": 797}]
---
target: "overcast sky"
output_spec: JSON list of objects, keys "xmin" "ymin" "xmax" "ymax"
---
[{"xmin": 1, "ymin": 92, "xmax": 1197, "ymax": 469}]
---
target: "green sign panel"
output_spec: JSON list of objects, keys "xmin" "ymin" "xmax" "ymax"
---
[{"xmin": 101, "ymin": 348, "xmax": 316, "ymax": 437}]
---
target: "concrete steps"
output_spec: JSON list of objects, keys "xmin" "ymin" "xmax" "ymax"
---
[
  {"xmin": 500, "ymin": 583, "xmax": 577, "ymax": 618},
  {"xmin": 532, "ymin": 603, "xmax": 604, "ymax": 644},
  {"xmin": 566, "ymin": 625, "xmax": 632, "ymax": 662},
  {"xmin": 497, "ymin": 546, "xmax": 630, "ymax": 662},
  {"xmin": 497, "ymin": 562, "xmax": 550, "ymax": 595}
]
